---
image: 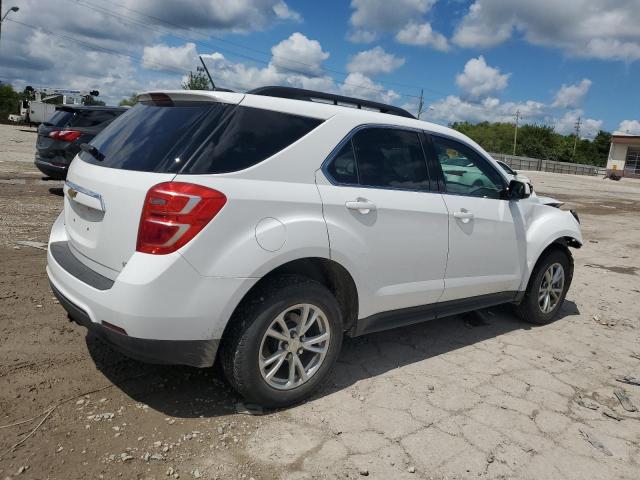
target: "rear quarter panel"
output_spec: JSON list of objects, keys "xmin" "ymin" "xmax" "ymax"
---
[{"xmin": 174, "ymin": 176, "xmax": 330, "ymax": 278}]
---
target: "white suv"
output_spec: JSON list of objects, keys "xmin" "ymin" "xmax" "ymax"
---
[{"xmin": 47, "ymin": 87, "xmax": 582, "ymax": 407}]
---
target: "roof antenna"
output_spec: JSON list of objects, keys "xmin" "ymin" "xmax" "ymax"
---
[{"xmin": 199, "ymin": 56, "xmax": 215, "ymax": 90}]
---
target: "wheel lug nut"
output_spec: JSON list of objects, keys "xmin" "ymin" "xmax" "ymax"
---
[{"xmin": 298, "ymin": 348, "xmax": 303, "ymax": 355}]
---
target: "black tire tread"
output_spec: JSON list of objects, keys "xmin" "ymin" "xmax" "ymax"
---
[
  {"xmin": 220, "ymin": 274, "xmax": 341, "ymax": 407},
  {"xmin": 515, "ymin": 246, "xmax": 573, "ymax": 325}
]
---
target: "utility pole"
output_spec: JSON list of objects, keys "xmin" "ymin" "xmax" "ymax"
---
[
  {"xmin": 416, "ymin": 89, "xmax": 424, "ymax": 119},
  {"xmin": 512, "ymin": 109, "xmax": 520, "ymax": 156},
  {"xmin": 572, "ymin": 116, "xmax": 581, "ymax": 157},
  {"xmin": 198, "ymin": 56, "xmax": 216, "ymax": 90}
]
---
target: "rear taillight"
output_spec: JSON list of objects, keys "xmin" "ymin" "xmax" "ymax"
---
[
  {"xmin": 48, "ymin": 130, "xmax": 82, "ymax": 142},
  {"xmin": 136, "ymin": 182, "xmax": 226, "ymax": 255}
]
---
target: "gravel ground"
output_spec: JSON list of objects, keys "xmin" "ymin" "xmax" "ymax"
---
[{"xmin": 1, "ymin": 123, "xmax": 639, "ymax": 480}]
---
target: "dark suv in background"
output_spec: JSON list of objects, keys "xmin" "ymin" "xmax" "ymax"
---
[{"xmin": 35, "ymin": 105, "xmax": 126, "ymax": 179}]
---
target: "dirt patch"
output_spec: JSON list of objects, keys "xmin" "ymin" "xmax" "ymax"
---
[
  {"xmin": 584, "ymin": 263, "xmax": 639, "ymax": 275},
  {"xmin": 1, "ymin": 125, "xmax": 640, "ymax": 480}
]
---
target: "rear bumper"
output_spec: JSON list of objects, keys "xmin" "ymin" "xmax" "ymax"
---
[
  {"xmin": 47, "ymin": 212, "xmax": 258, "ymax": 367},
  {"xmin": 51, "ymin": 282, "xmax": 219, "ymax": 367},
  {"xmin": 35, "ymin": 155, "xmax": 69, "ymax": 179}
]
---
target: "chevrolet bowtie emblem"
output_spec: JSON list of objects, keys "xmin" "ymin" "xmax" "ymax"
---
[{"xmin": 67, "ymin": 188, "xmax": 78, "ymax": 199}]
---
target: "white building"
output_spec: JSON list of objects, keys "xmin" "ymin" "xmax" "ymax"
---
[{"xmin": 607, "ymin": 133, "xmax": 640, "ymax": 178}]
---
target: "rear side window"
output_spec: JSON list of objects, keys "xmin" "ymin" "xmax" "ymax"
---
[
  {"xmin": 69, "ymin": 110, "xmax": 122, "ymax": 127},
  {"xmin": 351, "ymin": 128, "xmax": 430, "ymax": 190},
  {"xmin": 325, "ymin": 141, "xmax": 357, "ymax": 184},
  {"xmin": 80, "ymin": 101, "xmax": 224, "ymax": 172},
  {"xmin": 183, "ymin": 106, "xmax": 323, "ymax": 174}
]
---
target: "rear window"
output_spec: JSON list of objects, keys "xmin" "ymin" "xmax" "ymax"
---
[
  {"xmin": 79, "ymin": 101, "xmax": 224, "ymax": 172},
  {"xmin": 46, "ymin": 110, "xmax": 74, "ymax": 127},
  {"xmin": 80, "ymin": 101, "xmax": 323, "ymax": 174},
  {"xmin": 68, "ymin": 110, "xmax": 122, "ymax": 127}
]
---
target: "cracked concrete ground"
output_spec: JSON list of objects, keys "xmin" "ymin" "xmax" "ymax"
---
[{"xmin": 1, "ymin": 124, "xmax": 639, "ymax": 479}]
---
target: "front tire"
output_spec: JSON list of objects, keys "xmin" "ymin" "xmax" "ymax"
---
[
  {"xmin": 515, "ymin": 248, "xmax": 573, "ymax": 325},
  {"xmin": 221, "ymin": 275, "xmax": 343, "ymax": 408}
]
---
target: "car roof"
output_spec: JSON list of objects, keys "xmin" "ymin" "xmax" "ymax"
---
[{"xmin": 143, "ymin": 89, "xmax": 476, "ymax": 145}]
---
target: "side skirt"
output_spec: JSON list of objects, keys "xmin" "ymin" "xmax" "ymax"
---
[{"xmin": 352, "ymin": 291, "xmax": 521, "ymax": 337}]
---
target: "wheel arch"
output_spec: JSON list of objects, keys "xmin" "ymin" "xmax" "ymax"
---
[
  {"xmin": 521, "ymin": 235, "xmax": 578, "ymax": 294},
  {"xmin": 222, "ymin": 257, "xmax": 359, "ymax": 342}
]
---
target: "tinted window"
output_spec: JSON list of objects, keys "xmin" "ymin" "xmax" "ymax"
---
[
  {"xmin": 80, "ymin": 101, "xmax": 224, "ymax": 172},
  {"xmin": 432, "ymin": 136, "xmax": 504, "ymax": 199},
  {"xmin": 46, "ymin": 110, "xmax": 74, "ymax": 127},
  {"xmin": 326, "ymin": 141, "xmax": 357, "ymax": 184},
  {"xmin": 351, "ymin": 128, "xmax": 429, "ymax": 190},
  {"xmin": 69, "ymin": 110, "xmax": 122, "ymax": 127},
  {"xmin": 184, "ymin": 106, "xmax": 323, "ymax": 174}
]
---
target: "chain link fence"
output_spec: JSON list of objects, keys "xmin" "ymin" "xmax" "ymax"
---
[{"xmin": 490, "ymin": 152, "xmax": 606, "ymax": 177}]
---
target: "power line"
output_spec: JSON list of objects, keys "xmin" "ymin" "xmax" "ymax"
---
[
  {"xmin": 68, "ymin": 0, "xmax": 425, "ymax": 99},
  {"xmin": 3, "ymin": 18, "xmax": 255, "ymax": 93}
]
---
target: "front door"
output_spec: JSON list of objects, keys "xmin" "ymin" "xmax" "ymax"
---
[
  {"xmin": 316, "ymin": 126, "xmax": 449, "ymax": 318},
  {"xmin": 428, "ymin": 134, "xmax": 524, "ymax": 302}
]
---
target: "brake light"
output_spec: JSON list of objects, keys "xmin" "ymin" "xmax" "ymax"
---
[
  {"xmin": 49, "ymin": 130, "xmax": 82, "ymax": 142},
  {"xmin": 136, "ymin": 182, "xmax": 226, "ymax": 255}
]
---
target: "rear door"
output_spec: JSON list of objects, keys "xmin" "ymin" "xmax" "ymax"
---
[
  {"xmin": 317, "ymin": 126, "xmax": 449, "ymax": 318},
  {"xmin": 63, "ymin": 93, "xmax": 243, "ymax": 278},
  {"xmin": 426, "ymin": 134, "xmax": 523, "ymax": 301}
]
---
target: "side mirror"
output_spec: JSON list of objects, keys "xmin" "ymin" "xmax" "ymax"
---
[{"xmin": 506, "ymin": 179, "xmax": 531, "ymax": 200}]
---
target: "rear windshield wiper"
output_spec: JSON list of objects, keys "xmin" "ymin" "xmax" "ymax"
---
[{"xmin": 79, "ymin": 143, "xmax": 105, "ymax": 162}]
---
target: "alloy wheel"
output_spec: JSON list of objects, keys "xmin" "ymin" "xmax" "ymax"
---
[
  {"xmin": 258, "ymin": 303, "xmax": 331, "ymax": 390},
  {"xmin": 538, "ymin": 263, "xmax": 565, "ymax": 314}
]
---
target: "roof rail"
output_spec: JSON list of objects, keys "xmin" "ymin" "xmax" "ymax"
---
[{"xmin": 247, "ymin": 86, "xmax": 416, "ymax": 119}]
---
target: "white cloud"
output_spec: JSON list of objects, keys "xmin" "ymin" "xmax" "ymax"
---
[
  {"xmin": 142, "ymin": 43, "xmax": 198, "ymax": 73},
  {"xmin": 552, "ymin": 79, "xmax": 592, "ymax": 108},
  {"xmin": 455, "ymin": 56, "xmax": 510, "ymax": 99},
  {"xmin": 554, "ymin": 110, "xmax": 603, "ymax": 138},
  {"xmin": 272, "ymin": 1, "xmax": 302, "ymax": 22},
  {"xmin": 348, "ymin": 0, "xmax": 447, "ymax": 50},
  {"xmin": 395, "ymin": 22, "xmax": 449, "ymax": 51},
  {"xmin": 121, "ymin": 0, "xmax": 301, "ymax": 32},
  {"xmin": 428, "ymin": 95, "xmax": 547, "ymax": 125},
  {"xmin": 453, "ymin": 0, "xmax": 640, "ymax": 62},
  {"xmin": 349, "ymin": 0, "xmax": 436, "ymax": 31},
  {"xmin": 617, "ymin": 120, "xmax": 640, "ymax": 135},
  {"xmin": 347, "ymin": 47, "xmax": 405, "ymax": 75},
  {"xmin": 340, "ymin": 72, "xmax": 400, "ymax": 104},
  {"xmin": 270, "ymin": 33, "xmax": 329, "ymax": 76},
  {"xmin": 0, "ymin": 0, "xmax": 301, "ymax": 104},
  {"xmin": 427, "ymin": 95, "xmax": 603, "ymax": 139}
]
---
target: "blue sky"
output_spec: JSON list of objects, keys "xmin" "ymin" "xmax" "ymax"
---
[{"xmin": 2, "ymin": 0, "xmax": 639, "ymax": 136}]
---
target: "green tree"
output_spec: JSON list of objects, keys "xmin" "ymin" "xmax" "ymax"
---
[
  {"xmin": 182, "ymin": 70, "xmax": 210, "ymax": 90},
  {"xmin": 0, "ymin": 82, "xmax": 21, "ymax": 117},
  {"xmin": 451, "ymin": 120, "xmax": 611, "ymax": 167},
  {"xmin": 118, "ymin": 93, "xmax": 138, "ymax": 107}
]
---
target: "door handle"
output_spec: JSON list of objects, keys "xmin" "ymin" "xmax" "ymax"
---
[
  {"xmin": 345, "ymin": 199, "xmax": 376, "ymax": 214},
  {"xmin": 453, "ymin": 210, "xmax": 474, "ymax": 223}
]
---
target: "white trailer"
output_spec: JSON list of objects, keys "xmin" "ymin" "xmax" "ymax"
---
[{"xmin": 8, "ymin": 86, "xmax": 100, "ymax": 124}]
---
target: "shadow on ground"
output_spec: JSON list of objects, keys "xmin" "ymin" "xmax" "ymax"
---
[{"xmin": 86, "ymin": 299, "xmax": 579, "ymax": 418}]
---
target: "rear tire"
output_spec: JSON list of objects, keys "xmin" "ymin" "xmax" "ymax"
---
[
  {"xmin": 515, "ymin": 248, "xmax": 573, "ymax": 325},
  {"xmin": 221, "ymin": 275, "xmax": 343, "ymax": 408}
]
